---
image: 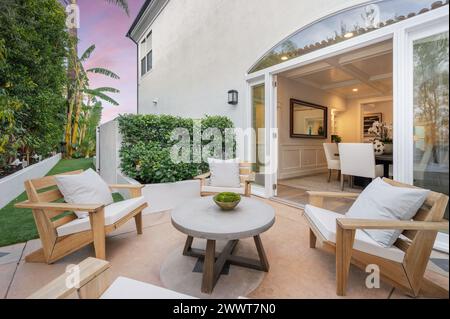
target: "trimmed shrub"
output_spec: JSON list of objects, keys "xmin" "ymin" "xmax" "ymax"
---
[{"xmin": 119, "ymin": 114, "xmax": 235, "ymax": 184}]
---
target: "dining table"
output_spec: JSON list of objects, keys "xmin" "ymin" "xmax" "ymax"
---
[
  {"xmin": 375, "ymin": 154, "xmax": 394, "ymax": 178},
  {"xmin": 334, "ymin": 152, "xmax": 393, "ymax": 178}
]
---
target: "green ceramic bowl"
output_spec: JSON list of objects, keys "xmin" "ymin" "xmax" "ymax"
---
[{"xmin": 213, "ymin": 192, "xmax": 241, "ymax": 211}]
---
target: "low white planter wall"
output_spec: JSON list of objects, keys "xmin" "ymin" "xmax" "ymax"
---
[
  {"xmin": 117, "ymin": 172, "xmax": 201, "ymax": 214},
  {"xmin": 0, "ymin": 153, "xmax": 61, "ymax": 209}
]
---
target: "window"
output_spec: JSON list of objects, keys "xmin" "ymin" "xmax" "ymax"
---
[
  {"xmin": 140, "ymin": 31, "xmax": 153, "ymax": 76},
  {"xmin": 413, "ymin": 31, "xmax": 449, "ymax": 220},
  {"xmin": 249, "ymin": 0, "xmax": 448, "ymax": 73}
]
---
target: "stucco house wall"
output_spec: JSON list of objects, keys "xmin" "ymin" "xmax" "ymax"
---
[{"xmin": 131, "ymin": 0, "xmax": 369, "ymax": 129}]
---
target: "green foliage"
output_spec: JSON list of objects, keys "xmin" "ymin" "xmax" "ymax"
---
[
  {"xmin": 119, "ymin": 114, "xmax": 235, "ymax": 184},
  {"xmin": 76, "ymin": 101, "xmax": 103, "ymax": 158},
  {"xmin": 0, "ymin": 0, "xmax": 68, "ymax": 165},
  {"xmin": 214, "ymin": 192, "xmax": 241, "ymax": 203},
  {"xmin": 120, "ymin": 141, "xmax": 201, "ymax": 184},
  {"xmin": 0, "ymin": 159, "xmax": 96, "ymax": 247},
  {"xmin": 119, "ymin": 114, "xmax": 194, "ymax": 146},
  {"xmin": 331, "ymin": 135, "xmax": 342, "ymax": 144}
]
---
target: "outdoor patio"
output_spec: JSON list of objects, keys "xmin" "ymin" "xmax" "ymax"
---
[{"xmin": 1, "ymin": 197, "xmax": 448, "ymax": 299}]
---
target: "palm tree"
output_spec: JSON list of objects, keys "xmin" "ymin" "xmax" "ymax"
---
[
  {"xmin": 66, "ymin": 44, "xmax": 120, "ymax": 157},
  {"xmin": 62, "ymin": 0, "xmax": 128, "ymax": 157},
  {"xmin": 78, "ymin": 98, "xmax": 103, "ymax": 158}
]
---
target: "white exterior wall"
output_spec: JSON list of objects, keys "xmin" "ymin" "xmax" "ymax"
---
[
  {"xmin": 0, "ymin": 154, "xmax": 61, "ymax": 209},
  {"xmin": 136, "ymin": 0, "xmax": 369, "ymax": 128},
  {"xmin": 97, "ymin": 120, "xmax": 121, "ymax": 184}
]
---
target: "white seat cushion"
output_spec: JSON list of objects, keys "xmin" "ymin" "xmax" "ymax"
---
[
  {"xmin": 100, "ymin": 277, "xmax": 196, "ymax": 299},
  {"xmin": 304, "ymin": 205, "xmax": 405, "ymax": 263},
  {"xmin": 202, "ymin": 179, "xmax": 246, "ymax": 194},
  {"xmin": 57, "ymin": 197, "xmax": 147, "ymax": 237}
]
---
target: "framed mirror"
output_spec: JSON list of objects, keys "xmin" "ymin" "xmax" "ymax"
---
[{"xmin": 290, "ymin": 99, "xmax": 328, "ymax": 139}]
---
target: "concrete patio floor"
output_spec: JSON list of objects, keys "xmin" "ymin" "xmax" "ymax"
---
[{"xmin": 1, "ymin": 198, "xmax": 448, "ymax": 299}]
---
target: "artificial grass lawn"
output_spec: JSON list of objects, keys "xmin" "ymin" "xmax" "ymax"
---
[{"xmin": 0, "ymin": 158, "xmax": 123, "ymax": 247}]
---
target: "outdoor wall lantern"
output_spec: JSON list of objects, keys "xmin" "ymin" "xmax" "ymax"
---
[{"xmin": 228, "ymin": 90, "xmax": 238, "ymax": 105}]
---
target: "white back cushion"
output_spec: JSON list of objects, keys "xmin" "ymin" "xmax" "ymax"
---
[
  {"xmin": 55, "ymin": 169, "xmax": 113, "ymax": 219},
  {"xmin": 208, "ymin": 158, "xmax": 241, "ymax": 188},
  {"xmin": 347, "ymin": 178, "xmax": 429, "ymax": 247}
]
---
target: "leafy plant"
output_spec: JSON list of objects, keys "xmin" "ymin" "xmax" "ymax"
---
[
  {"xmin": 119, "ymin": 114, "xmax": 235, "ymax": 184},
  {"xmin": 331, "ymin": 135, "xmax": 342, "ymax": 143},
  {"xmin": 0, "ymin": 0, "xmax": 68, "ymax": 167},
  {"xmin": 65, "ymin": 44, "xmax": 120, "ymax": 158},
  {"xmin": 214, "ymin": 192, "xmax": 241, "ymax": 203}
]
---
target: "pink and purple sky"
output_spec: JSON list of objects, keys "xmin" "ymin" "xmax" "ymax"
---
[{"xmin": 77, "ymin": 0, "xmax": 146, "ymax": 123}]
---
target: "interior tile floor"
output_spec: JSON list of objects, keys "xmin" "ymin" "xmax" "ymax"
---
[
  {"xmin": 276, "ymin": 173, "xmax": 362, "ymax": 212},
  {"xmin": 1, "ymin": 198, "xmax": 448, "ymax": 299}
]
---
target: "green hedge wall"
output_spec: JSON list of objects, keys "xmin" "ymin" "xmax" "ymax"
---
[{"xmin": 118, "ymin": 114, "xmax": 235, "ymax": 184}]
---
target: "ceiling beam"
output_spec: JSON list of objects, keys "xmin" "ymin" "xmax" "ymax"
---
[
  {"xmin": 292, "ymin": 77, "xmax": 323, "ymax": 90},
  {"xmin": 326, "ymin": 58, "xmax": 390, "ymax": 95},
  {"xmin": 283, "ymin": 61, "xmax": 332, "ymax": 79},
  {"xmin": 321, "ymin": 79, "xmax": 361, "ymax": 90},
  {"xmin": 369, "ymin": 72, "xmax": 393, "ymax": 81},
  {"xmin": 319, "ymin": 72, "xmax": 392, "ymax": 90},
  {"xmin": 338, "ymin": 41, "xmax": 393, "ymax": 65}
]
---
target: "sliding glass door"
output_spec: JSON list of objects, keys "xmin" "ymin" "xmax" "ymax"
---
[
  {"xmin": 251, "ymin": 83, "xmax": 266, "ymax": 188},
  {"xmin": 412, "ymin": 30, "xmax": 449, "ymax": 220}
]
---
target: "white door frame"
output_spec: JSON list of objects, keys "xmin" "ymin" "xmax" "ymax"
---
[
  {"xmin": 402, "ymin": 18, "xmax": 449, "ymax": 184},
  {"xmin": 245, "ymin": 6, "xmax": 449, "ymax": 198},
  {"xmin": 246, "ymin": 77, "xmax": 267, "ymax": 198}
]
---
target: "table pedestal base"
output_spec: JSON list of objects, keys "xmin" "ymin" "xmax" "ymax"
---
[{"xmin": 183, "ymin": 235, "xmax": 270, "ymax": 294}]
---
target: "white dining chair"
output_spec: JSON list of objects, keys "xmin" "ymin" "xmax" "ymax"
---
[
  {"xmin": 323, "ymin": 143, "xmax": 341, "ymax": 182},
  {"xmin": 338, "ymin": 143, "xmax": 384, "ymax": 190}
]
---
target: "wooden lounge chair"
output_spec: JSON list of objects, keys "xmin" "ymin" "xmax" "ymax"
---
[
  {"xmin": 305, "ymin": 178, "xmax": 449, "ymax": 298},
  {"xmin": 28, "ymin": 258, "xmax": 196, "ymax": 299},
  {"xmin": 195, "ymin": 162, "xmax": 255, "ymax": 197},
  {"xmin": 15, "ymin": 170, "xmax": 148, "ymax": 264}
]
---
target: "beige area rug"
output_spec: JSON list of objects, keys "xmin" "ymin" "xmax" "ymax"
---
[
  {"xmin": 279, "ymin": 173, "xmax": 362, "ymax": 194},
  {"xmin": 160, "ymin": 239, "xmax": 265, "ymax": 299}
]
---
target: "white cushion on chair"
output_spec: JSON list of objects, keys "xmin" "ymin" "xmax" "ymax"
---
[
  {"xmin": 347, "ymin": 178, "xmax": 429, "ymax": 247},
  {"xmin": 208, "ymin": 158, "xmax": 241, "ymax": 188},
  {"xmin": 57, "ymin": 197, "xmax": 147, "ymax": 237},
  {"xmin": 304, "ymin": 205, "xmax": 405, "ymax": 263},
  {"xmin": 101, "ymin": 277, "xmax": 196, "ymax": 299},
  {"xmin": 55, "ymin": 169, "xmax": 114, "ymax": 219}
]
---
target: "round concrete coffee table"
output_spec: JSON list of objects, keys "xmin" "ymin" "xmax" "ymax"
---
[{"xmin": 171, "ymin": 196, "xmax": 276, "ymax": 294}]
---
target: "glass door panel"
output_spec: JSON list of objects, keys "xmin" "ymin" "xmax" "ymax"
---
[
  {"xmin": 413, "ymin": 31, "xmax": 449, "ymax": 220},
  {"xmin": 252, "ymin": 84, "xmax": 266, "ymax": 187}
]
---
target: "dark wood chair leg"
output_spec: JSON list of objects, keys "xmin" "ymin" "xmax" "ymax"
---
[{"xmin": 328, "ymin": 169, "xmax": 332, "ymax": 183}]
